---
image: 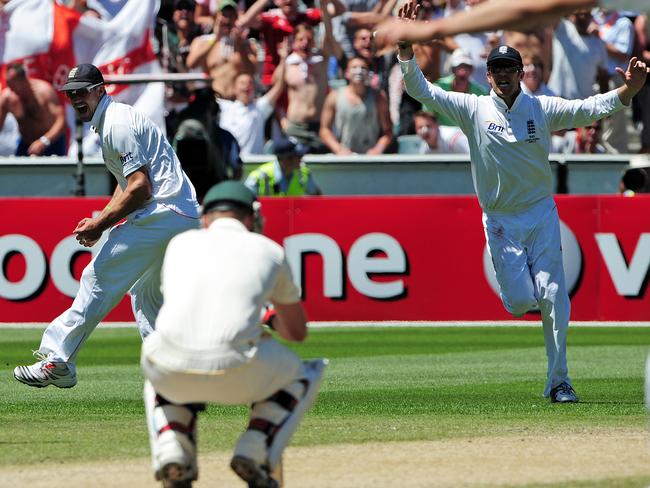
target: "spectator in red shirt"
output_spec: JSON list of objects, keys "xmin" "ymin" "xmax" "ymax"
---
[{"xmin": 238, "ymin": 0, "xmax": 345, "ymax": 86}]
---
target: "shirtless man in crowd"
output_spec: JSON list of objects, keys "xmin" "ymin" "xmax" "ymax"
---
[
  {"xmin": 284, "ymin": 1, "xmax": 337, "ymax": 154},
  {"xmin": 0, "ymin": 63, "xmax": 67, "ymax": 156},
  {"xmin": 186, "ymin": 0, "xmax": 257, "ymax": 99}
]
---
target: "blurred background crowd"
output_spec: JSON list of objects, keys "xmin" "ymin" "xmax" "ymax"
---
[{"xmin": 0, "ymin": 0, "xmax": 649, "ymax": 192}]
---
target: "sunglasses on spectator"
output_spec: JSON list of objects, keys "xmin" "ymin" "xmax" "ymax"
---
[
  {"xmin": 488, "ymin": 65, "xmax": 521, "ymax": 74},
  {"xmin": 65, "ymin": 83, "xmax": 103, "ymax": 99}
]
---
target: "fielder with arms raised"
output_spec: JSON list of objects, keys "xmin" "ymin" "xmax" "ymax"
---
[
  {"xmin": 141, "ymin": 181, "xmax": 327, "ymax": 488},
  {"xmin": 395, "ymin": 1, "xmax": 647, "ymax": 403}
]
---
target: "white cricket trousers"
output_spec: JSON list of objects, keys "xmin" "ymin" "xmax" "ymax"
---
[
  {"xmin": 482, "ymin": 197, "xmax": 572, "ymax": 397},
  {"xmin": 39, "ymin": 203, "xmax": 199, "ymax": 364},
  {"xmin": 141, "ymin": 337, "xmax": 305, "ymax": 405}
]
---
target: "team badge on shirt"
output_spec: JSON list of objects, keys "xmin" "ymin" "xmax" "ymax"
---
[{"xmin": 526, "ymin": 119, "xmax": 540, "ymax": 143}]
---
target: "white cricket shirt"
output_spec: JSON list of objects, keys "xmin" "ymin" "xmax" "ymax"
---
[
  {"xmin": 145, "ymin": 218, "xmax": 300, "ymax": 372},
  {"xmin": 91, "ymin": 95, "xmax": 200, "ymax": 218},
  {"xmin": 400, "ymin": 57, "xmax": 624, "ymax": 212}
]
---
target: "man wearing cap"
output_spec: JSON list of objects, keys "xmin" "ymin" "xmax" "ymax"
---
[
  {"xmin": 432, "ymin": 48, "xmax": 487, "ymax": 127},
  {"xmin": 186, "ymin": 0, "xmax": 257, "ymax": 100},
  {"xmin": 396, "ymin": 1, "xmax": 648, "ymax": 403},
  {"xmin": 245, "ymin": 137, "xmax": 322, "ymax": 196},
  {"xmin": 140, "ymin": 180, "xmax": 327, "ymax": 488},
  {"xmin": 14, "ymin": 64, "xmax": 200, "ymax": 389}
]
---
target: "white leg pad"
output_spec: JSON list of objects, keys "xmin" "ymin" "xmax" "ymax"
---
[
  {"xmin": 144, "ymin": 381, "xmax": 198, "ymax": 481},
  {"xmin": 267, "ymin": 359, "xmax": 328, "ymax": 468}
]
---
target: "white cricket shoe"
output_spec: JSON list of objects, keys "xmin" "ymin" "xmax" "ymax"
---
[{"xmin": 13, "ymin": 351, "xmax": 77, "ymax": 388}]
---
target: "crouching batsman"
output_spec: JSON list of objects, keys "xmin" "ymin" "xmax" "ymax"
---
[
  {"xmin": 141, "ymin": 181, "xmax": 327, "ymax": 487},
  {"xmin": 395, "ymin": 1, "xmax": 647, "ymax": 403}
]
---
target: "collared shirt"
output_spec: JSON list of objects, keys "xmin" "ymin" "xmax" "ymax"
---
[
  {"xmin": 146, "ymin": 217, "xmax": 300, "ymax": 371},
  {"xmin": 218, "ymin": 97, "xmax": 274, "ymax": 155},
  {"xmin": 400, "ymin": 57, "xmax": 624, "ymax": 213},
  {"xmin": 91, "ymin": 95, "xmax": 200, "ymax": 218}
]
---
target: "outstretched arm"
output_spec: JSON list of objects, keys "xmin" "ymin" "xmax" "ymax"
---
[{"xmin": 374, "ymin": 0, "xmax": 597, "ymax": 46}]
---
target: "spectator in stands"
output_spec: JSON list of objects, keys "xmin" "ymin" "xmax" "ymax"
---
[
  {"xmin": 632, "ymin": 13, "xmax": 650, "ymax": 152},
  {"xmin": 552, "ymin": 121, "xmax": 608, "ymax": 154},
  {"xmin": 319, "ymin": 56, "xmax": 393, "ymax": 155},
  {"xmin": 186, "ymin": 0, "xmax": 257, "ymax": 100},
  {"xmin": 173, "ymin": 96, "xmax": 243, "ymax": 201},
  {"xmin": 413, "ymin": 110, "xmax": 469, "ymax": 154},
  {"xmin": 593, "ymin": 8, "xmax": 635, "ymax": 153},
  {"xmin": 433, "ymin": 49, "xmax": 487, "ymax": 126},
  {"xmin": 245, "ymin": 137, "xmax": 322, "ymax": 196},
  {"xmin": 521, "ymin": 54, "xmax": 556, "ymax": 96},
  {"xmin": 157, "ymin": 0, "xmax": 204, "ymax": 136},
  {"xmin": 619, "ymin": 167, "xmax": 648, "ymax": 195},
  {"xmin": 194, "ymin": 0, "xmax": 218, "ymax": 31},
  {"xmin": 547, "ymin": 9, "xmax": 609, "ymax": 100},
  {"xmin": 0, "ymin": 63, "xmax": 67, "ymax": 156},
  {"xmin": 503, "ymin": 28, "xmax": 553, "ymax": 83},
  {"xmin": 285, "ymin": 1, "xmax": 338, "ymax": 153},
  {"xmin": 218, "ymin": 58, "xmax": 287, "ymax": 155},
  {"xmin": 443, "ymin": 0, "xmax": 501, "ymax": 91},
  {"xmin": 238, "ymin": 0, "xmax": 344, "ymax": 88}
]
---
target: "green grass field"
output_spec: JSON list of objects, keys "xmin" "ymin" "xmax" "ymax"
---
[{"xmin": 0, "ymin": 325, "xmax": 648, "ymax": 486}]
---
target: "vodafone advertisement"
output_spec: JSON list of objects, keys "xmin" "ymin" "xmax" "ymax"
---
[{"xmin": 1, "ymin": 196, "xmax": 649, "ymax": 322}]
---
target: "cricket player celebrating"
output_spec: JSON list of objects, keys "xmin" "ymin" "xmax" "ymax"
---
[
  {"xmin": 14, "ymin": 64, "xmax": 200, "ymax": 388},
  {"xmin": 395, "ymin": 1, "xmax": 648, "ymax": 403},
  {"xmin": 140, "ymin": 181, "xmax": 326, "ymax": 488}
]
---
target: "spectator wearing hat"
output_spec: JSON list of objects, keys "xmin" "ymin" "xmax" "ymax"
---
[
  {"xmin": 320, "ymin": 56, "xmax": 393, "ymax": 155},
  {"xmin": 0, "ymin": 63, "xmax": 67, "ymax": 156},
  {"xmin": 432, "ymin": 48, "xmax": 487, "ymax": 127},
  {"xmin": 186, "ymin": 0, "xmax": 257, "ymax": 100},
  {"xmin": 244, "ymin": 137, "xmax": 322, "ymax": 196}
]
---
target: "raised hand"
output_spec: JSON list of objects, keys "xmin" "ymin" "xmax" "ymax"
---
[{"xmin": 616, "ymin": 57, "xmax": 649, "ymax": 93}]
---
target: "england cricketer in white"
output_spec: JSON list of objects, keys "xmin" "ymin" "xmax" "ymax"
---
[
  {"xmin": 395, "ymin": 1, "xmax": 648, "ymax": 403},
  {"xmin": 14, "ymin": 64, "xmax": 200, "ymax": 389},
  {"xmin": 140, "ymin": 181, "xmax": 326, "ymax": 488},
  {"xmin": 373, "ymin": 0, "xmax": 650, "ymax": 48}
]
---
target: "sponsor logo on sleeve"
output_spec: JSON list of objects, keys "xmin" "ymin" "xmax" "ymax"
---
[{"xmin": 119, "ymin": 152, "xmax": 133, "ymax": 164}]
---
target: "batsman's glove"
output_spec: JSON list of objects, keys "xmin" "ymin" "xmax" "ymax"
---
[{"xmin": 262, "ymin": 304, "xmax": 277, "ymax": 330}]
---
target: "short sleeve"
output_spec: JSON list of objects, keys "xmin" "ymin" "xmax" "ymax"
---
[
  {"xmin": 271, "ymin": 257, "xmax": 301, "ymax": 304},
  {"xmin": 108, "ymin": 123, "xmax": 146, "ymax": 177}
]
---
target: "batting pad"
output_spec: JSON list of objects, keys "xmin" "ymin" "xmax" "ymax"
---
[{"xmin": 267, "ymin": 358, "xmax": 328, "ymax": 469}]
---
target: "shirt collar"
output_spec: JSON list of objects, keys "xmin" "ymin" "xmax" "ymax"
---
[
  {"xmin": 208, "ymin": 217, "xmax": 249, "ymax": 233},
  {"xmin": 489, "ymin": 87, "xmax": 523, "ymax": 111},
  {"xmin": 90, "ymin": 94, "xmax": 113, "ymax": 135}
]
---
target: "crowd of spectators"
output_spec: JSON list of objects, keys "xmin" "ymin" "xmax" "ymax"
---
[{"xmin": 1, "ymin": 0, "xmax": 649, "ymax": 163}]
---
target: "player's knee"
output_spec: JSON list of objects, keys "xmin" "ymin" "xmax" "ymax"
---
[{"xmin": 504, "ymin": 294, "xmax": 537, "ymax": 317}]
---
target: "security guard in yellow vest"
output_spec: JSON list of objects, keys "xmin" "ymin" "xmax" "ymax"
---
[{"xmin": 245, "ymin": 137, "xmax": 322, "ymax": 197}]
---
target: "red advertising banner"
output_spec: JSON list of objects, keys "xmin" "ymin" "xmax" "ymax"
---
[{"xmin": 1, "ymin": 196, "xmax": 649, "ymax": 322}]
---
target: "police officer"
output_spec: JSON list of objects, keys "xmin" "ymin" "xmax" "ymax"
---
[{"xmin": 244, "ymin": 137, "xmax": 322, "ymax": 196}]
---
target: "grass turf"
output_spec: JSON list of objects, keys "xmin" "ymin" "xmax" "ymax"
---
[{"xmin": 0, "ymin": 326, "xmax": 647, "ymax": 474}]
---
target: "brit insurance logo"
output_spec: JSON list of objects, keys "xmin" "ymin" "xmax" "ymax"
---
[
  {"xmin": 485, "ymin": 120, "xmax": 505, "ymax": 134},
  {"xmin": 119, "ymin": 152, "xmax": 133, "ymax": 164}
]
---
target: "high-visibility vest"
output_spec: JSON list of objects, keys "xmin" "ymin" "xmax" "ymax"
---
[{"xmin": 250, "ymin": 161, "xmax": 312, "ymax": 196}]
